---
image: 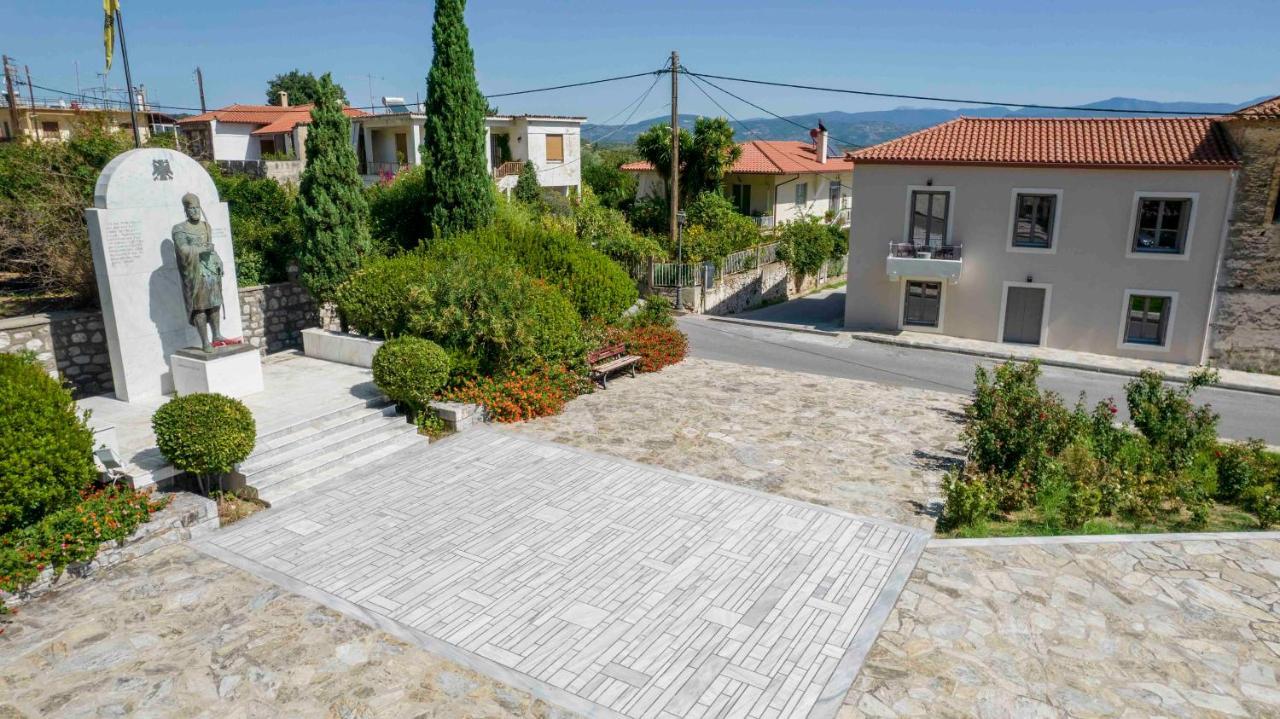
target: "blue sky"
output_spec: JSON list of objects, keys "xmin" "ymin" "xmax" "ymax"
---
[{"xmin": 6, "ymin": 1, "xmax": 1278, "ymax": 121}]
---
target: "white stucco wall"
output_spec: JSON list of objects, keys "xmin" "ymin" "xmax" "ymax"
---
[
  {"xmin": 211, "ymin": 122, "xmax": 259, "ymax": 162},
  {"xmin": 518, "ymin": 119, "xmax": 581, "ymax": 191},
  {"xmin": 843, "ymin": 163, "xmax": 1235, "ymax": 365},
  {"xmin": 768, "ymin": 171, "xmax": 851, "ymax": 224}
]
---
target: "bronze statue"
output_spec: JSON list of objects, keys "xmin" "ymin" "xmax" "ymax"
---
[{"xmin": 172, "ymin": 193, "xmax": 225, "ymax": 352}]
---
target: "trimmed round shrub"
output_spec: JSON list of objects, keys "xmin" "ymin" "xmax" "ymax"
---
[
  {"xmin": 0, "ymin": 353, "xmax": 97, "ymax": 534},
  {"xmin": 152, "ymin": 393, "xmax": 256, "ymax": 477},
  {"xmin": 372, "ymin": 337, "xmax": 451, "ymax": 412},
  {"xmin": 333, "ymin": 252, "xmax": 437, "ymax": 338}
]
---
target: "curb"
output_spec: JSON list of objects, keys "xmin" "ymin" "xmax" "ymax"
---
[
  {"xmin": 704, "ymin": 315, "xmax": 843, "ymax": 337},
  {"xmin": 847, "ymin": 332, "xmax": 1280, "ymax": 398}
]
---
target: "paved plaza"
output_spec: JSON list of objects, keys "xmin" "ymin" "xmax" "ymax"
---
[
  {"xmin": 843, "ymin": 534, "xmax": 1280, "ymax": 718},
  {"xmin": 198, "ymin": 430, "xmax": 929, "ymax": 719},
  {"xmin": 508, "ymin": 357, "xmax": 964, "ymax": 531}
]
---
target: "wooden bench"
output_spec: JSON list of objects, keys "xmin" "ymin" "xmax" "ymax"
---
[{"xmin": 588, "ymin": 343, "xmax": 641, "ymax": 389}]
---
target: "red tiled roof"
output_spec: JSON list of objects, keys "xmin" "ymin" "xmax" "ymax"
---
[
  {"xmin": 621, "ymin": 140, "xmax": 852, "ymax": 175},
  {"xmin": 847, "ymin": 117, "xmax": 1238, "ymax": 170},
  {"xmin": 1232, "ymin": 95, "xmax": 1280, "ymax": 118},
  {"xmin": 177, "ymin": 103, "xmax": 369, "ymax": 135}
]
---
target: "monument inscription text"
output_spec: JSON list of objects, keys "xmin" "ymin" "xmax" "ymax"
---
[{"xmin": 104, "ymin": 219, "xmax": 144, "ymax": 269}]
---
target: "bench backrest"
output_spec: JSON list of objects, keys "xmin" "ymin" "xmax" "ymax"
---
[{"xmin": 588, "ymin": 343, "xmax": 626, "ymax": 365}]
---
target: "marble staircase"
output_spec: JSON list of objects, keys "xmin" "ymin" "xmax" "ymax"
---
[{"xmin": 241, "ymin": 398, "xmax": 422, "ymax": 505}]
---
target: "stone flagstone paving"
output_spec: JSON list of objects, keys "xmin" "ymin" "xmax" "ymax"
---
[{"xmin": 198, "ymin": 429, "xmax": 929, "ymax": 719}]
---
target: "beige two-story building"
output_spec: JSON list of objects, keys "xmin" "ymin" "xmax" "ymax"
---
[{"xmin": 843, "ymin": 117, "xmax": 1240, "ymax": 366}]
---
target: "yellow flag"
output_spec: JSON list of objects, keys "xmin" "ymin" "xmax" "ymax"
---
[{"xmin": 103, "ymin": 0, "xmax": 120, "ymax": 70}]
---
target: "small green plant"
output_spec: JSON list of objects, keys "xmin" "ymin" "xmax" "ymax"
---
[
  {"xmin": 372, "ymin": 337, "xmax": 451, "ymax": 416},
  {"xmin": 152, "ymin": 393, "xmax": 256, "ymax": 494},
  {"xmin": 1124, "ymin": 368, "xmax": 1219, "ymax": 475},
  {"xmin": 937, "ymin": 470, "xmax": 997, "ymax": 532},
  {"xmin": 1215, "ymin": 439, "xmax": 1270, "ymax": 501},
  {"xmin": 0, "ymin": 352, "xmax": 97, "ymax": 535},
  {"xmin": 514, "ymin": 161, "xmax": 542, "ymax": 207},
  {"xmin": 416, "ymin": 411, "xmax": 450, "ymax": 439},
  {"xmin": 1241, "ymin": 483, "xmax": 1280, "ymax": 528},
  {"xmin": 628, "ymin": 294, "xmax": 674, "ymax": 328}
]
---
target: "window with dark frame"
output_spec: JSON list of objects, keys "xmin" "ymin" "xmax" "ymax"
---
[
  {"xmin": 41, "ymin": 121, "xmax": 59, "ymax": 134},
  {"xmin": 910, "ymin": 190, "xmax": 949, "ymax": 245},
  {"xmin": 259, "ymin": 138, "xmax": 276, "ymax": 156},
  {"xmin": 1124, "ymin": 294, "xmax": 1170, "ymax": 346},
  {"xmin": 1012, "ymin": 193, "xmax": 1056, "ymax": 248},
  {"xmin": 1132, "ymin": 197, "xmax": 1190, "ymax": 253},
  {"xmin": 545, "ymin": 134, "xmax": 564, "ymax": 163},
  {"xmin": 829, "ymin": 180, "xmax": 842, "ymax": 208},
  {"xmin": 795, "ymin": 181, "xmax": 807, "ymax": 206}
]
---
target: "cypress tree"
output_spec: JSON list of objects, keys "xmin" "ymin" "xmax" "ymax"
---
[
  {"xmin": 422, "ymin": 0, "xmax": 495, "ymax": 237},
  {"xmin": 514, "ymin": 160, "xmax": 541, "ymax": 205},
  {"xmin": 296, "ymin": 73, "xmax": 371, "ymax": 302}
]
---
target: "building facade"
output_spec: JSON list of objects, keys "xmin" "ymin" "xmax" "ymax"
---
[
  {"xmin": 844, "ymin": 117, "xmax": 1240, "ymax": 366},
  {"xmin": 624, "ymin": 132, "xmax": 853, "ymax": 230},
  {"xmin": 176, "ymin": 97, "xmax": 367, "ymax": 167}
]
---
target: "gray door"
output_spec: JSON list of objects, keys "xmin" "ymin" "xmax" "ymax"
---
[
  {"xmin": 1002, "ymin": 286, "xmax": 1046, "ymax": 344},
  {"xmin": 903, "ymin": 281, "xmax": 942, "ymax": 327}
]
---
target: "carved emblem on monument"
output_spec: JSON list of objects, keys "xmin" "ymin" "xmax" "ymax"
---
[{"xmin": 152, "ymin": 158, "xmax": 173, "ymax": 181}]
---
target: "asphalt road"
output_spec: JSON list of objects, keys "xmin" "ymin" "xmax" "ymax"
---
[{"xmin": 678, "ymin": 314, "xmax": 1280, "ymax": 444}]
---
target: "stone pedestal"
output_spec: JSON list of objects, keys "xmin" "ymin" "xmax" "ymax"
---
[{"xmin": 170, "ymin": 344, "xmax": 263, "ymax": 398}]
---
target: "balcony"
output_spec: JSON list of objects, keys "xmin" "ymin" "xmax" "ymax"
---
[
  {"xmin": 493, "ymin": 160, "xmax": 525, "ymax": 178},
  {"xmin": 885, "ymin": 242, "xmax": 963, "ymax": 283}
]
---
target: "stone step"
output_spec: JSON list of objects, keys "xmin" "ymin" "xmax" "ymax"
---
[
  {"xmin": 247, "ymin": 422, "xmax": 422, "ymax": 499},
  {"xmin": 255, "ymin": 430, "xmax": 424, "ymax": 505},
  {"xmin": 251, "ymin": 403, "xmax": 398, "ymax": 460},
  {"xmin": 254, "ymin": 396, "xmax": 391, "ymax": 447},
  {"xmin": 241, "ymin": 408, "xmax": 406, "ymax": 476}
]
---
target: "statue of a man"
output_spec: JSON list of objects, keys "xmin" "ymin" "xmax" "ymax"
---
[{"xmin": 172, "ymin": 193, "xmax": 225, "ymax": 352}]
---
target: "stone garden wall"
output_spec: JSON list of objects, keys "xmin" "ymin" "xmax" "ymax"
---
[
  {"xmin": 659, "ymin": 259, "xmax": 846, "ymax": 315},
  {"xmin": 0, "ymin": 281, "xmax": 333, "ymax": 397},
  {"xmin": 1209, "ymin": 118, "xmax": 1280, "ymax": 374}
]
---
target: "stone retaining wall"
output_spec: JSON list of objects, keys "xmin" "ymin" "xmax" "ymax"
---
[
  {"xmin": 659, "ymin": 260, "xmax": 846, "ymax": 315},
  {"xmin": 1, "ymin": 281, "xmax": 331, "ymax": 397},
  {"xmin": 0, "ymin": 311, "xmax": 113, "ymax": 396},
  {"xmin": 1210, "ymin": 117, "xmax": 1280, "ymax": 373},
  {"xmin": 0, "ymin": 492, "xmax": 218, "ymax": 610}
]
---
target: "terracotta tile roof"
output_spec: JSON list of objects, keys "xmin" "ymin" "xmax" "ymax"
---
[
  {"xmin": 621, "ymin": 140, "xmax": 852, "ymax": 175},
  {"xmin": 847, "ymin": 117, "xmax": 1238, "ymax": 170},
  {"xmin": 1232, "ymin": 95, "xmax": 1280, "ymax": 118},
  {"xmin": 177, "ymin": 103, "xmax": 370, "ymax": 135}
]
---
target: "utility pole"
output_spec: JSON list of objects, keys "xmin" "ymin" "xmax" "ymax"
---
[
  {"xmin": 669, "ymin": 50, "xmax": 680, "ymax": 256},
  {"xmin": 113, "ymin": 6, "xmax": 142, "ymax": 147},
  {"xmin": 24, "ymin": 65, "xmax": 37, "ymax": 139},
  {"xmin": 3, "ymin": 56, "xmax": 21, "ymax": 141},
  {"xmin": 195, "ymin": 67, "xmax": 207, "ymax": 113}
]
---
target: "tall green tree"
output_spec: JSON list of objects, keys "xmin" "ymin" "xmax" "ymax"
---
[
  {"xmin": 634, "ymin": 118, "xmax": 739, "ymax": 206},
  {"xmin": 296, "ymin": 74, "xmax": 371, "ymax": 302},
  {"xmin": 265, "ymin": 70, "xmax": 347, "ymax": 106},
  {"xmin": 422, "ymin": 0, "xmax": 495, "ymax": 237}
]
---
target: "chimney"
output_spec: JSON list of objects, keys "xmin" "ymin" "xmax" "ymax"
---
[
  {"xmin": 278, "ymin": 90, "xmax": 289, "ymax": 107},
  {"xmin": 817, "ymin": 126, "xmax": 828, "ymax": 164}
]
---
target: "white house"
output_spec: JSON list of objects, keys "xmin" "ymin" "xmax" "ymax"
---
[
  {"xmin": 842, "ymin": 117, "xmax": 1240, "ymax": 365},
  {"xmin": 622, "ymin": 128, "xmax": 854, "ymax": 229},
  {"xmin": 176, "ymin": 94, "xmax": 368, "ymax": 167},
  {"xmin": 351, "ymin": 99, "xmax": 585, "ymax": 194}
]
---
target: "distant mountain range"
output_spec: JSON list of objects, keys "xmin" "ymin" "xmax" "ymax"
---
[{"xmin": 582, "ymin": 96, "xmax": 1268, "ymax": 150}]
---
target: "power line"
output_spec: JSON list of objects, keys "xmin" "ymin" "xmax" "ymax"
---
[
  {"xmin": 536, "ymin": 71, "xmax": 666, "ymax": 178},
  {"xmin": 684, "ymin": 68, "xmax": 862, "ymax": 151},
  {"xmin": 484, "ymin": 69, "xmax": 669, "ymax": 99},
  {"xmin": 683, "ymin": 70, "xmax": 1235, "ymax": 117},
  {"xmin": 685, "ymin": 69, "xmax": 861, "ymax": 152}
]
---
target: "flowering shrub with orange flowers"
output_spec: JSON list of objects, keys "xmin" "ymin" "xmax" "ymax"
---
[
  {"xmin": 0, "ymin": 487, "xmax": 166, "ymax": 614},
  {"xmin": 443, "ymin": 365, "xmax": 588, "ymax": 423},
  {"xmin": 609, "ymin": 324, "xmax": 688, "ymax": 373}
]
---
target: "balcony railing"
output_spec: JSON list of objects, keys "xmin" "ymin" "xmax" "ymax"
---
[
  {"xmin": 888, "ymin": 242, "xmax": 962, "ymax": 260},
  {"xmin": 886, "ymin": 241, "xmax": 964, "ymax": 283},
  {"xmin": 752, "ymin": 215, "xmax": 776, "ymax": 230},
  {"xmin": 493, "ymin": 160, "xmax": 524, "ymax": 178}
]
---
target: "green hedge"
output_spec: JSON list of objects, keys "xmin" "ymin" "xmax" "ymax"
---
[
  {"xmin": 152, "ymin": 393, "xmax": 256, "ymax": 477},
  {"xmin": 333, "ymin": 252, "xmax": 438, "ymax": 339},
  {"xmin": 372, "ymin": 337, "xmax": 451, "ymax": 413},
  {"xmin": 431, "ymin": 202, "xmax": 638, "ymax": 322},
  {"xmin": 0, "ymin": 353, "xmax": 97, "ymax": 535}
]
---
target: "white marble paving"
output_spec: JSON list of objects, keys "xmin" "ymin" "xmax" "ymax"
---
[{"xmin": 203, "ymin": 429, "xmax": 928, "ymax": 719}]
